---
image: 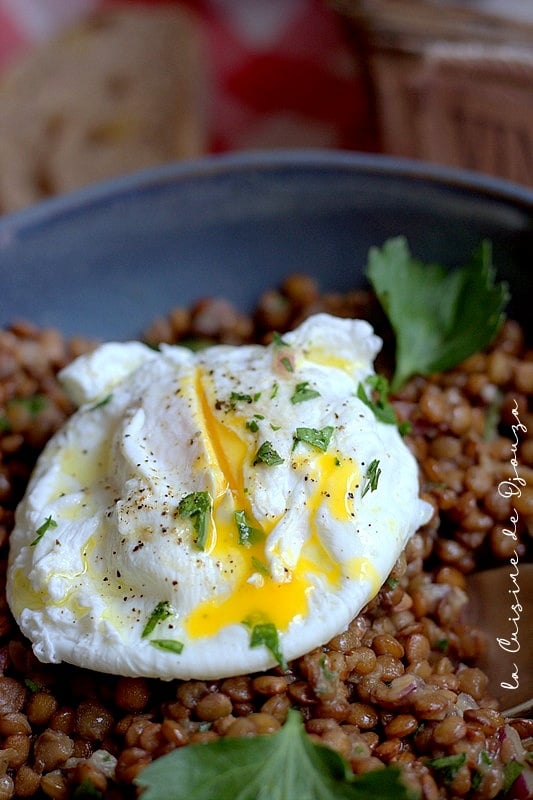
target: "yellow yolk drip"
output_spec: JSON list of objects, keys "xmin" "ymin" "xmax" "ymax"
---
[
  {"xmin": 186, "ymin": 573, "xmax": 312, "ymax": 637},
  {"xmin": 186, "ymin": 380, "xmax": 363, "ymax": 639},
  {"xmin": 194, "ymin": 370, "xmax": 252, "ymax": 554}
]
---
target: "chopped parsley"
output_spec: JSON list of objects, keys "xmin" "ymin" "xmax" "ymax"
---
[
  {"xmin": 503, "ymin": 760, "xmax": 525, "ymax": 793},
  {"xmin": 271, "ymin": 332, "xmax": 294, "ymax": 372},
  {"xmin": 30, "ymin": 515, "xmax": 57, "ymax": 547},
  {"xmin": 142, "ymin": 601, "xmax": 173, "ymax": 638},
  {"xmin": 425, "ymin": 752, "xmax": 466, "ymax": 784},
  {"xmin": 280, "ymin": 356, "xmax": 293, "ymax": 372},
  {"xmin": 357, "ymin": 375, "xmax": 410, "ymax": 434},
  {"xmin": 234, "ymin": 510, "xmax": 264, "ymax": 547},
  {"xmin": 243, "ymin": 619, "xmax": 287, "ymax": 670},
  {"xmin": 88, "ymin": 393, "xmax": 113, "ymax": 411},
  {"xmin": 361, "ymin": 459, "xmax": 381, "ymax": 497},
  {"xmin": 293, "ymin": 426, "xmax": 334, "ymax": 453},
  {"xmin": 149, "ymin": 639, "xmax": 184, "ymax": 655},
  {"xmin": 13, "ymin": 394, "xmax": 47, "ymax": 416},
  {"xmin": 177, "ymin": 491, "xmax": 212, "ymax": 550},
  {"xmin": 251, "ymin": 556, "xmax": 270, "ymax": 576},
  {"xmin": 24, "ymin": 678, "xmax": 43, "ymax": 693},
  {"xmin": 253, "ymin": 441, "xmax": 284, "ymax": 466},
  {"xmin": 72, "ymin": 780, "xmax": 103, "ymax": 799},
  {"xmin": 230, "ymin": 391, "xmax": 253, "ymax": 409},
  {"xmin": 290, "ymin": 381, "xmax": 320, "ymax": 404},
  {"xmin": 272, "ymin": 331, "xmax": 289, "ymax": 347},
  {"xmin": 246, "ymin": 414, "xmax": 264, "ymax": 433}
]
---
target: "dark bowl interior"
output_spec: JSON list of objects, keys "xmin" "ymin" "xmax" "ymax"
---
[{"xmin": 0, "ymin": 150, "xmax": 531, "ymax": 339}]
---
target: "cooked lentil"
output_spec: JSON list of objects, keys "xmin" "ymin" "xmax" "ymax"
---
[{"xmin": 0, "ymin": 275, "xmax": 531, "ymax": 799}]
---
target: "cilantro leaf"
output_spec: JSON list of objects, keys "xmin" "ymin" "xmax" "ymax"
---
[
  {"xmin": 366, "ymin": 237, "xmax": 509, "ymax": 391},
  {"xmin": 135, "ymin": 708, "xmax": 414, "ymax": 800},
  {"xmin": 177, "ymin": 491, "xmax": 212, "ymax": 550}
]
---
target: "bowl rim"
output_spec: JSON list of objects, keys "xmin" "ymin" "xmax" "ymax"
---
[{"xmin": 1, "ymin": 149, "xmax": 532, "ymax": 236}]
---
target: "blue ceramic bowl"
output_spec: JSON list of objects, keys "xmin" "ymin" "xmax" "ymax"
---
[{"xmin": 0, "ymin": 150, "xmax": 531, "ymax": 339}]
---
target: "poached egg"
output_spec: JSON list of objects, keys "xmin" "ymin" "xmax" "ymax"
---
[{"xmin": 7, "ymin": 314, "xmax": 431, "ymax": 679}]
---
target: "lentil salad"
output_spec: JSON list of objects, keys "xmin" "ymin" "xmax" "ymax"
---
[{"xmin": 0, "ymin": 273, "xmax": 532, "ymax": 799}]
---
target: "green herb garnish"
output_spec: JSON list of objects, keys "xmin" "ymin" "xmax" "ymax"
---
[
  {"xmin": 435, "ymin": 638, "xmax": 449, "ymax": 653},
  {"xmin": 253, "ymin": 441, "xmax": 284, "ymax": 466},
  {"xmin": 135, "ymin": 708, "xmax": 414, "ymax": 800},
  {"xmin": 88, "ymin": 394, "xmax": 112, "ymax": 411},
  {"xmin": 366, "ymin": 237, "xmax": 509, "ymax": 391},
  {"xmin": 425, "ymin": 752, "xmax": 466, "ymax": 784},
  {"xmin": 272, "ymin": 332, "xmax": 289, "ymax": 347},
  {"xmin": 72, "ymin": 780, "xmax": 104, "ymax": 799},
  {"xmin": 24, "ymin": 678, "xmax": 43, "ymax": 693},
  {"xmin": 230, "ymin": 391, "xmax": 253, "ymax": 409},
  {"xmin": 357, "ymin": 375, "xmax": 410, "ymax": 434},
  {"xmin": 30, "ymin": 515, "xmax": 57, "ymax": 547},
  {"xmin": 293, "ymin": 426, "xmax": 334, "ymax": 452},
  {"xmin": 149, "ymin": 639, "xmax": 184, "ymax": 655},
  {"xmin": 142, "ymin": 600, "xmax": 173, "ymax": 638},
  {"xmin": 503, "ymin": 761, "xmax": 525, "ymax": 793},
  {"xmin": 483, "ymin": 389, "xmax": 503, "ymax": 440},
  {"xmin": 14, "ymin": 394, "xmax": 47, "ymax": 416},
  {"xmin": 177, "ymin": 491, "xmax": 212, "ymax": 550},
  {"xmin": 251, "ymin": 556, "xmax": 270, "ymax": 576},
  {"xmin": 290, "ymin": 381, "xmax": 320, "ymax": 404},
  {"xmin": 234, "ymin": 510, "xmax": 264, "ymax": 547},
  {"xmin": 361, "ymin": 459, "xmax": 381, "ymax": 497},
  {"xmin": 243, "ymin": 620, "xmax": 287, "ymax": 669},
  {"xmin": 246, "ymin": 414, "xmax": 264, "ymax": 433}
]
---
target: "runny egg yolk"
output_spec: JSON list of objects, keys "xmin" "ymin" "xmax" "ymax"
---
[{"xmin": 185, "ymin": 368, "xmax": 360, "ymax": 639}]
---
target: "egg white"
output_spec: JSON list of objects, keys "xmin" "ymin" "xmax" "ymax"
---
[{"xmin": 7, "ymin": 314, "xmax": 432, "ymax": 679}]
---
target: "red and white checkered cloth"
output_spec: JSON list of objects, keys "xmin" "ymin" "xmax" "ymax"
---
[{"xmin": 0, "ymin": 0, "xmax": 375, "ymax": 154}]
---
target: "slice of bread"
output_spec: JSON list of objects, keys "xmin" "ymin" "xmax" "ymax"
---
[{"xmin": 0, "ymin": 4, "xmax": 207, "ymax": 213}]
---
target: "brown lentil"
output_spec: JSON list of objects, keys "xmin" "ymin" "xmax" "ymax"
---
[{"xmin": 0, "ymin": 284, "xmax": 530, "ymax": 799}]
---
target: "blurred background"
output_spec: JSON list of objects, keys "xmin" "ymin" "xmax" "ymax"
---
[{"xmin": 0, "ymin": 0, "xmax": 531, "ymax": 215}]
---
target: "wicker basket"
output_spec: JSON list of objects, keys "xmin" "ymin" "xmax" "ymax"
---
[{"xmin": 336, "ymin": 0, "xmax": 533, "ymax": 186}]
